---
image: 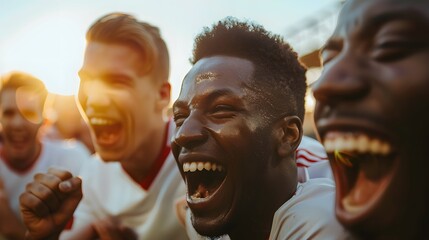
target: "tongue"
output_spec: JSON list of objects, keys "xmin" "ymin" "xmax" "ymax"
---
[
  {"xmin": 345, "ymin": 171, "xmax": 380, "ymax": 206},
  {"xmin": 192, "ymin": 184, "xmax": 210, "ymax": 199},
  {"xmin": 97, "ymin": 130, "xmax": 120, "ymax": 146}
]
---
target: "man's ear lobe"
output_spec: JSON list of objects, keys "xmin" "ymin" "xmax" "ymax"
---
[{"xmin": 276, "ymin": 116, "xmax": 303, "ymax": 158}]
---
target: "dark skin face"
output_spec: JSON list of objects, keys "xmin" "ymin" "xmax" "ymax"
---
[
  {"xmin": 313, "ymin": 0, "xmax": 429, "ymax": 238},
  {"xmin": 172, "ymin": 56, "xmax": 299, "ymax": 239}
]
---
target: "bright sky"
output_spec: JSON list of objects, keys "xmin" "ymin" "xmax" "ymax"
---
[{"xmin": 0, "ymin": 0, "xmax": 339, "ymax": 103}]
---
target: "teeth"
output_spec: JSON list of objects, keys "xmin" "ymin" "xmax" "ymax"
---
[
  {"xmin": 324, "ymin": 132, "xmax": 392, "ymax": 156},
  {"xmin": 204, "ymin": 162, "xmax": 211, "ymax": 171},
  {"xmin": 90, "ymin": 118, "xmax": 115, "ymax": 125},
  {"xmin": 357, "ymin": 135, "xmax": 369, "ymax": 153},
  {"xmin": 197, "ymin": 162, "xmax": 204, "ymax": 171},
  {"xmin": 189, "ymin": 162, "xmax": 197, "ymax": 172},
  {"xmin": 183, "ymin": 163, "xmax": 190, "ymax": 172},
  {"xmin": 342, "ymin": 197, "xmax": 366, "ymax": 214},
  {"xmin": 182, "ymin": 161, "xmax": 224, "ymax": 173}
]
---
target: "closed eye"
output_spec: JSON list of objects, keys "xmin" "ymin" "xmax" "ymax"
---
[
  {"xmin": 372, "ymin": 40, "xmax": 425, "ymax": 62},
  {"xmin": 173, "ymin": 113, "xmax": 188, "ymax": 127},
  {"xmin": 210, "ymin": 105, "xmax": 237, "ymax": 119}
]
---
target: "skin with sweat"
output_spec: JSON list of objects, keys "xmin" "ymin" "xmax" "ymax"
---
[
  {"xmin": 313, "ymin": 0, "xmax": 429, "ymax": 237},
  {"xmin": 172, "ymin": 56, "xmax": 298, "ymax": 239}
]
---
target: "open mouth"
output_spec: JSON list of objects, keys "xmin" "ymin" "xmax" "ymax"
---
[
  {"xmin": 89, "ymin": 117, "xmax": 123, "ymax": 146},
  {"xmin": 7, "ymin": 132, "xmax": 29, "ymax": 148},
  {"xmin": 182, "ymin": 161, "xmax": 227, "ymax": 202},
  {"xmin": 323, "ymin": 131, "xmax": 398, "ymax": 218}
]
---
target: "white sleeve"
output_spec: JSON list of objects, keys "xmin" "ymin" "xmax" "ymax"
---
[
  {"xmin": 67, "ymin": 159, "xmax": 97, "ymax": 233},
  {"xmin": 269, "ymin": 180, "xmax": 352, "ymax": 240},
  {"xmin": 296, "ymin": 136, "xmax": 332, "ymax": 181}
]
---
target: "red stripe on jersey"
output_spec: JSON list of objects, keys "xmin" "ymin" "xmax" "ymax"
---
[
  {"xmin": 296, "ymin": 154, "xmax": 322, "ymax": 163},
  {"xmin": 296, "ymin": 148, "xmax": 328, "ymax": 160},
  {"xmin": 65, "ymin": 216, "xmax": 74, "ymax": 230},
  {"xmin": 139, "ymin": 123, "xmax": 171, "ymax": 190},
  {"xmin": 297, "ymin": 162, "xmax": 309, "ymax": 168}
]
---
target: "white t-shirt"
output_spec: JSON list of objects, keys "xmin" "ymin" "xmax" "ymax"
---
[
  {"xmin": 0, "ymin": 139, "xmax": 89, "ymax": 220},
  {"xmin": 72, "ymin": 122, "xmax": 188, "ymax": 240},
  {"xmin": 297, "ymin": 136, "xmax": 332, "ymax": 182},
  {"xmin": 269, "ymin": 178, "xmax": 351, "ymax": 240}
]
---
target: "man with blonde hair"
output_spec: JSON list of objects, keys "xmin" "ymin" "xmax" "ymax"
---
[{"xmin": 20, "ymin": 13, "xmax": 187, "ymax": 240}]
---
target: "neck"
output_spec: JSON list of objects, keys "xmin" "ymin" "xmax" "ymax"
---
[
  {"xmin": 121, "ymin": 121, "xmax": 168, "ymax": 182},
  {"xmin": 229, "ymin": 167, "xmax": 297, "ymax": 240},
  {"xmin": 228, "ymin": 215, "xmax": 272, "ymax": 240},
  {"xmin": 3, "ymin": 141, "xmax": 42, "ymax": 171}
]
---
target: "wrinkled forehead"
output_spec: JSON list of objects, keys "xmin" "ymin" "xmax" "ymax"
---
[{"xmin": 334, "ymin": 0, "xmax": 429, "ymax": 36}]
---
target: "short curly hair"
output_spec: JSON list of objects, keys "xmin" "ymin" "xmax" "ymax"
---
[{"xmin": 191, "ymin": 17, "xmax": 307, "ymax": 121}]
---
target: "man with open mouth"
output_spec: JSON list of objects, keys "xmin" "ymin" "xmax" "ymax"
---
[
  {"xmin": 20, "ymin": 13, "xmax": 187, "ymax": 239},
  {"xmin": 313, "ymin": 0, "xmax": 429, "ymax": 238},
  {"xmin": 172, "ymin": 18, "xmax": 351, "ymax": 240},
  {"xmin": 0, "ymin": 72, "xmax": 88, "ymax": 240}
]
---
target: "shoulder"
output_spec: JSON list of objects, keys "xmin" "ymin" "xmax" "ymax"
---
[
  {"xmin": 42, "ymin": 139, "xmax": 91, "ymax": 158},
  {"xmin": 37, "ymin": 140, "xmax": 91, "ymax": 175},
  {"xmin": 296, "ymin": 136, "xmax": 328, "ymax": 161},
  {"xmin": 270, "ymin": 179, "xmax": 352, "ymax": 239}
]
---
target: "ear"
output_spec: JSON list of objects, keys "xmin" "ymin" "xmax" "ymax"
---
[
  {"xmin": 156, "ymin": 82, "xmax": 171, "ymax": 111},
  {"xmin": 275, "ymin": 116, "xmax": 303, "ymax": 158}
]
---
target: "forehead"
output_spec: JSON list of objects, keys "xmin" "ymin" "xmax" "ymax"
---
[
  {"xmin": 81, "ymin": 42, "xmax": 144, "ymax": 74},
  {"xmin": 179, "ymin": 56, "xmax": 254, "ymax": 99},
  {"xmin": 1, "ymin": 88, "xmax": 43, "ymax": 110},
  {"xmin": 335, "ymin": 0, "xmax": 429, "ymax": 35}
]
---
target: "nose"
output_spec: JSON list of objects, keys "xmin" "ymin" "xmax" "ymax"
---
[
  {"xmin": 79, "ymin": 80, "xmax": 110, "ymax": 111},
  {"xmin": 10, "ymin": 113, "xmax": 27, "ymax": 129},
  {"xmin": 312, "ymin": 50, "xmax": 370, "ymax": 106},
  {"xmin": 173, "ymin": 113, "xmax": 207, "ymax": 150}
]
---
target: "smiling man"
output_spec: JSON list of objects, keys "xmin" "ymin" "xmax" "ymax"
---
[
  {"xmin": 19, "ymin": 13, "xmax": 187, "ymax": 239},
  {"xmin": 172, "ymin": 18, "xmax": 350, "ymax": 240},
  {"xmin": 313, "ymin": 0, "xmax": 429, "ymax": 238},
  {"xmin": 0, "ymin": 72, "xmax": 87, "ymax": 240}
]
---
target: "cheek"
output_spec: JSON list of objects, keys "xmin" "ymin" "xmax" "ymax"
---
[{"xmin": 77, "ymin": 89, "xmax": 87, "ymax": 109}]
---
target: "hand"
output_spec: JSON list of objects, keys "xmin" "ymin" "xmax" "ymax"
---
[
  {"xmin": 92, "ymin": 219, "xmax": 137, "ymax": 240},
  {"xmin": 20, "ymin": 168, "xmax": 82, "ymax": 240}
]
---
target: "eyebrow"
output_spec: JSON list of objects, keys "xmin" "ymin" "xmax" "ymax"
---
[
  {"xmin": 173, "ymin": 88, "xmax": 238, "ymax": 110},
  {"xmin": 361, "ymin": 9, "xmax": 429, "ymax": 34}
]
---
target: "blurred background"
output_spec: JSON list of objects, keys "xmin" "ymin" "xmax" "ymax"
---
[{"xmin": 0, "ymin": 0, "xmax": 344, "ymax": 139}]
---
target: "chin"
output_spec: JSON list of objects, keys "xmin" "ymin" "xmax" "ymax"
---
[{"xmin": 192, "ymin": 214, "xmax": 231, "ymax": 238}]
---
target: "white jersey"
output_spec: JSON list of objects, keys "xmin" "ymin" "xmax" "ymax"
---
[
  {"xmin": 269, "ymin": 178, "xmax": 351, "ymax": 240},
  {"xmin": 72, "ymin": 121, "xmax": 188, "ymax": 240},
  {"xmin": 0, "ymin": 139, "xmax": 89, "ymax": 220},
  {"xmin": 297, "ymin": 136, "xmax": 332, "ymax": 182}
]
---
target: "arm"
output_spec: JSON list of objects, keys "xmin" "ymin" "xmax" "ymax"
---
[
  {"xmin": 19, "ymin": 168, "xmax": 82, "ymax": 240},
  {"xmin": 0, "ymin": 178, "xmax": 26, "ymax": 240}
]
